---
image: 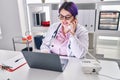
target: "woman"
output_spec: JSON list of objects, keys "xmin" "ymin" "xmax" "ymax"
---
[{"xmin": 40, "ymin": 1, "xmax": 88, "ymax": 58}]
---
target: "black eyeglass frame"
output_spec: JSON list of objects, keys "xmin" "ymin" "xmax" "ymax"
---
[{"xmin": 58, "ymin": 14, "xmax": 73, "ymax": 20}]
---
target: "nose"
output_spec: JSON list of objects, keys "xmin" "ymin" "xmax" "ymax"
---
[{"xmin": 62, "ymin": 19, "xmax": 67, "ymax": 24}]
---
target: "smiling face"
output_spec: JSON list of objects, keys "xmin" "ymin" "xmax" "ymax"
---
[{"xmin": 59, "ymin": 9, "xmax": 75, "ymax": 27}]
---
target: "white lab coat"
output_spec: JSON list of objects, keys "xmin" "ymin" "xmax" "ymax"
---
[{"xmin": 40, "ymin": 22, "xmax": 88, "ymax": 58}]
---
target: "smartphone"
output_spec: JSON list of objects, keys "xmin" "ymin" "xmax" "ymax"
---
[{"xmin": 68, "ymin": 25, "xmax": 71, "ymax": 30}]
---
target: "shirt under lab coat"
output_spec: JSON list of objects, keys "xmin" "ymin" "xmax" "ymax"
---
[{"xmin": 40, "ymin": 22, "xmax": 88, "ymax": 58}]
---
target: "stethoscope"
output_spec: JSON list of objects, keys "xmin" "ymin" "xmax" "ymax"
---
[
  {"xmin": 49, "ymin": 23, "xmax": 61, "ymax": 52},
  {"xmin": 50, "ymin": 23, "xmax": 71, "ymax": 49},
  {"xmin": 52, "ymin": 23, "xmax": 61, "ymax": 38}
]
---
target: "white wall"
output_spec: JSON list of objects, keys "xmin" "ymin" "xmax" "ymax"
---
[
  {"xmin": 17, "ymin": 0, "xmax": 29, "ymax": 36},
  {"xmin": 69, "ymin": 0, "xmax": 100, "ymax": 3},
  {"xmin": 0, "ymin": 0, "xmax": 22, "ymax": 50},
  {"xmin": 26, "ymin": 0, "xmax": 60, "ymax": 4},
  {"xmin": 26, "ymin": 0, "xmax": 100, "ymax": 4},
  {"xmin": 0, "ymin": 2, "xmax": 2, "ymax": 39}
]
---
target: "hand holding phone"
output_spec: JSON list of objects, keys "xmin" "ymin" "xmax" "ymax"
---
[
  {"xmin": 69, "ymin": 19, "xmax": 78, "ymax": 35},
  {"xmin": 62, "ymin": 18, "xmax": 78, "ymax": 35}
]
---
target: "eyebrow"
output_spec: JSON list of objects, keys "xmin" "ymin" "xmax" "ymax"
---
[{"xmin": 59, "ymin": 14, "xmax": 72, "ymax": 17}]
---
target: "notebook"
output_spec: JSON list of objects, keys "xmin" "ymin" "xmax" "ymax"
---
[
  {"xmin": 0, "ymin": 54, "xmax": 26, "ymax": 72},
  {"xmin": 22, "ymin": 51, "xmax": 69, "ymax": 72}
]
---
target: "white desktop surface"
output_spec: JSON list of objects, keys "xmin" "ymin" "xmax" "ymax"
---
[{"xmin": 0, "ymin": 50, "xmax": 120, "ymax": 80}]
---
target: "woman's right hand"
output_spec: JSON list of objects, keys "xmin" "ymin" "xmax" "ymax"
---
[
  {"xmin": 63, "ymin": 19, "xmax": 78, "ymax": 35},
  {"xmin": 69, "ymin": 19, "xmax": 78, "ymax": 35}
]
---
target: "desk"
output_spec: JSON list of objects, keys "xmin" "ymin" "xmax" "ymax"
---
[{"xmin": 0, "ymin": 50, "xmax": 120, "ymax": 80}]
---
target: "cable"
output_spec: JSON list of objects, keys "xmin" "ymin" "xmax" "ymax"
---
[
  {"xmin": 99, "ymin": 73, "xmax": 120, "ymax": 80},
  {"xmin": 87, "ymin": 51, "xmax": 100, "ymax": 63}
]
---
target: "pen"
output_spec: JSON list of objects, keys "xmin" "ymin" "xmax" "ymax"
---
[{"xmin": 15, "ymin": 57, "xmax": 24, "ymax": 63}]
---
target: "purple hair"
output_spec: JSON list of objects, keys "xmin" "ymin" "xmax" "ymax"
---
[{"xmin": 59, "ymin": 2, "xmax": 78, "ymax": 17}]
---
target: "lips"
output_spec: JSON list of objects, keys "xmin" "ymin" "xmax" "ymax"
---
[{"xmin": 62, "ymin": 21, "xmax": 68, "ymax": 25}]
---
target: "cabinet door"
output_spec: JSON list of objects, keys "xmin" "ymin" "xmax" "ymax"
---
[
  {"xmin": 82, "ymin": 10, "xmax": 90, "ymax": 31},
  {"xmin": 78, "ymin": 10, "xmax": 84, "ymax": 26},
  {"xmin": 51, "ymin": 10, "xmax": 59, "ymax": 24},
  {"xmin": 78, "ymin": 10, "xmax": 96, "ymax": 33},
  {"xmin": 88, "ymin": 10, "xmax": 96, "ymax": 32}
]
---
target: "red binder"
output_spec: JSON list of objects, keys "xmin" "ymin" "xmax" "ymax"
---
[{"xmin": 5, "ymin": 62, "xmax": 27, "ymax": 72}]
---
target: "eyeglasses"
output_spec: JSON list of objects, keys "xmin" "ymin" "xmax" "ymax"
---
[{"xmin": 58, "ymin": 14, "xmax": 73, "ymax": 20}]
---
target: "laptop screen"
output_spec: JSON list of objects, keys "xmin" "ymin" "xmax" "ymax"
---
[{"xmin": 22, "ymin": 51, "xmax": 68, "ymax": 72}]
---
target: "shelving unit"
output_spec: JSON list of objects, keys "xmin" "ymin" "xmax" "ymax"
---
[
  {"xmin": 98, "ymin": 11, "xmax": 120, "ymax": 30},
  {"xmin": 28, "ymin": 3, "xmax": 51, "ymax": 28},
  {"xmin": 27, "ymin": 3, "xmax": 52, "ymax": 50},
  {"xmin": 27, "ymin": 3, "xmax": 51, "ymax": 37}
]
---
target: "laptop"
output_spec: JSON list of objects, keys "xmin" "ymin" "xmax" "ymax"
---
[{"xmin": 22, "ymin": 51, "xmax": 68, "ymax": 72}]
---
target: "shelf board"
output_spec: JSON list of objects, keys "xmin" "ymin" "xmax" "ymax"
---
[
  {"xmin": 101, "ymin": 17, "xmax": 118, "ymax": 19},
  {"xmin": 100, "ymin": 23, "xmax": 117, "ymax": 25}
]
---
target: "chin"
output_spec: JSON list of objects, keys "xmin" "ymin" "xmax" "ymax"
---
[{"xmin": 62, "ymin": 24, "xmax": 69, "ymax": 27}]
